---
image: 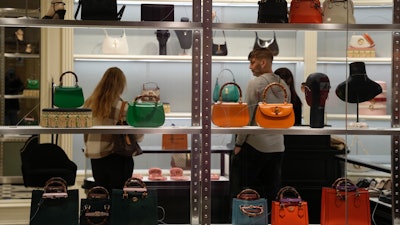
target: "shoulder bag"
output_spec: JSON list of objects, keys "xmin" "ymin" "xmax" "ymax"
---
[
  {"xmin": 75, "ymin": 0, "xmax": 126, "ymax": 20},
  {"xmin": 232, "ymin": 189, "xmax": 268, "ymax": 225},
  {"xmin": 271, "ymin": 186, "xmax": 309, "ymax": 225},
  {"xmin": 112, "ymin": 101, "xmax": 143, "ymax": 157},
  {"xmin": 255, "ymin": 82, "xmax": 295, "ymax": 128},
  {"xmin": 253, "ymin": 31, "xmax": 279, "ymax": 56},
  {"xmin": 80, "ymin": 186, "xmax": 111, "ymax": 225},
  {"xmin": 53, "ymin": 71, "xmax": 85, "ymax": 108},
  {"xmin": 289, "ymin": 0, "xmax": 323, "ymax": 23},
  {"xmin": 126, "ymin": 95, "xmax": 165, "ymax": 127},
  {"xmin": 212, "ymin": 82, "xmax": 250, "ymax": 127},
  {"xmin": 257, "ymin": 0, "xmax": 288, "ymax": 23},
  {"xmin": 322, "ymin": 0, "xmax": 355, "ymax": 24},
  {"xmin": 102, "ymin": 29, "xmax": 129, "ymax": 54},
  {"xmin": 213, "ymin": 68, "xmax": 240, "ymax": 102},
  {"xmin": 321, "ymin": 178, "xmax": 371, "ymax": 225},
  {"xmin": 212, "ymin": 30, "xmax": 228, "ymax": 56}
]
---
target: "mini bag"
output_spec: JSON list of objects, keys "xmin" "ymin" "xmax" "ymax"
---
[
  {"xmin": 53, "ymin": 71, "xmax": 85, "ymax": 108},
  {"xmin": 289, "ymin": 0, "xmax": 323, "ymax": 23},
  {"xmin": 322, "ymin": 0, "xmax": 355, "ymax": 24},
  {"xmin": 102, "ymin": 29, "xmax": 129, "ymax": 54},
  {"xmin": 212, "ymin": 82, "xmax": 250, "ymax": 127},
  {"xmin": 255, "ymin": 82, "xmax": 294, "ymax": 128},
  {"xmin": 213, "ymin": 69, "xmax": 240, "ymax": 102}
]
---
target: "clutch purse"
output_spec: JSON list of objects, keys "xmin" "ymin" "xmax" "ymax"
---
[
  {"xmin": 53, "ymin": 71, "xmax": 85, "ymax": 108},
  {"xmin": 255, "ymin": 82, "xmax": 294, "ymax": 128},
  {"xmin": 126, "ymin": 95, "xmax": 165, "ymax": 127},
  {"xmin": 212, "ymin": 82, "xmax": 250, "ymax": 127}
]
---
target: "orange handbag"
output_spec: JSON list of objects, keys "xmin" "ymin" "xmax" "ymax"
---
[
  {"xmin": 271, "ymin": 186, "xmax": 309, "ymax": 225},
  {"xmin": 255, "ymin": 82, "xmax": 294, "ymax": 128},
  {"xmin": 321, "ymin": 178, "xmax": 372, "ymax": 225},
  {"xmin": 212, "ymin": 82, "xmax": 250, "ymax": 127},
  {"xmin": 289, "ymin": 0, "xmax": 323, "ymax": 23}
]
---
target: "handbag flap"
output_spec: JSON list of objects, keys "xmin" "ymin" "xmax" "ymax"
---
[{"xmin": 258, "ymin": 103, "xmax": 293, "ymax": 117}]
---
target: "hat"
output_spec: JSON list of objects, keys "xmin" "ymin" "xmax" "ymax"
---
[{"xmin": 335, "ymin": 62, "xmax": 382, "ymax": 103}]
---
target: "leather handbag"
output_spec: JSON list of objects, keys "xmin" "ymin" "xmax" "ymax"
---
[
  {"xmin": 213, "ymin": 69, "xmax": 240, "ymax": 102},
  {"xmin": 112, "ymin": 101, "xmax": 143, "ymax": 157},
  {"xmin": 75, "ymin": 0, "xmax": 126, "ymax": 20},
  {"xmin": 289, "ymin": 0, "xmax": 323, "ymax": 23},
  {"xmin": 80, "ymin": 186, "xmax": 111, "ymax": 225},
  {"xmin": 212, "ymin": 30, "xmax": 228, "ymax": 56},
  {"xmin": 253, "ymin": 31, "xmax": 279, "ymax": 56},
  {"xmin": 322, "ymin": 0, "xmax": 355, "ymax": 24},
  {"xmin": 271, "ymin": 186, "xmax": 309, "ymax": 225},
  {"xmin": 232, "ymin": 189, "xmax": 268, "ymax": 225},
  {"xmin": 257, "ymin": 0, "xmax": 288, "ymax": 23},
  {"xmin": 321, "ymin": 178, "xmax": 371, "ymax": 225},
  {"xmin": 53, "ymin": 71, "xmax": 85, "ymax": 108},
  {"xmin": 126, "ymin": 95, "xmax": 165, "ymax": 127},
  {"xmin": 102, "ymin": 29, "xmax": 129, "ymax": 54},
  {"xmin": 141, "ymin": 82, "xmax": 160, "ymax": 102},
  {"xmin": 212, "ymin": 82, "xmax": 250, "ymax": 127},
  {"xmin": 30, "ymin": 177, "xmax": 79, "ymax": 225},
  {"xmin": 110, "ymin": 178, "xmax": 158, "ymax": 225},
  {"xmin": 255, "ymin": 82, "xmax": 294, "ymax": 128}
]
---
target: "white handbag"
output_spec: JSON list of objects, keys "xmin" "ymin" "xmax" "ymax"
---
[
  {"xmin": 102, "ymin": 29, "xmax": 129, "ymax": 54},
  {"xmin": 349, "ymin": 33, "xmax": 375, "ymax": 48},
  {"xmin": 322, "ymin": 0, "xmax": 355, "ymax": 24}
]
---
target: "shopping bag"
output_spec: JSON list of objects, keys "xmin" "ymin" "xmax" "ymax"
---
[
  {"xmin": 321, "ymin": 177, "xmax": 371, "ymax": 225},
  {"xmin": 80, "ymin": 186, "xmax": 111, "ymax": 225},
  {"xmin": 29, "ymin": 177, "xmax": 79, "ymax": 225},
  {"xmin": 271, "ymin": 186, "xmax": 309, "ymax": 225},
  {"xmin": 110, "ymin": 177, "xmax": 158, "ymax": 225},
  {"xmin": 232, "ymin": 189, "xmax": 268, "ymax": 225}
]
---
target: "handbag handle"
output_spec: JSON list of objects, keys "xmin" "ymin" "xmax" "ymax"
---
[
  {"xmin": 277, "ymin": 186, "xmax": 303, "ymax": 205},
  {"xmin": 134, "ymin": 95, "xmax": 160, "ymax": 103},
  {"xmin": 122, "ymin": 178, "xmax": 148, "ymax": 198},
  {"xmin": 332, "ymin": 177, "xmax": 358, "ymax": 192},
  {"xmin": 216, "ymin": 68, "xmax": 236, "ymax": 86},
  {"xmin": 218, "ymin": 82, "xmax": 243, "ymax": 103},
  {"xmin": 42, "ymin": 177, "xmax": 68, "ymax": 199},
  {"xmin": 261, "ymin": 82, "xmax": 288, "ymax": 104},
  {"xmin": 87, "ymin": 186, "xmax": 110, "ymax": 199},
  {"xmin": 237, "ymin": 188, "xmax": 260, "ymax": 200},
  {"xmin": 59, "ymin": 71, "xmax": 79, "ymax": 87}
]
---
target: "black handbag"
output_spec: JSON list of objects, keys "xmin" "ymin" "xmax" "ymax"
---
[
  {"xmin": 80, "ymin": 186, "xmax": 111, "ymax": 225},
  {"xmin": 75, "ymin": 0, "xmax": 126, "ymax": 21},
  {"xmin": 212, "ymin": 30, "xmax": 228, "ymax": 56},
  {"xmin": 253, "ymin": 31, "xmax": 279, "ymax": 56},
  {"xmin": 257, "ymin": 0, "xmax": 288, "ymax": 23}
]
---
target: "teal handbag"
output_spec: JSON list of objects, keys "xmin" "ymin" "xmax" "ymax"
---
[
  {"xmin": 232, "ymin": 189, "xmax": 268, "ymax": 225},
  {"xmin": 110, "ymin": 178, "xmax": 158, "ymax": 225},
  {"xmin": 213, "ymin": 68, "xmax": 240, "ymax": 102},
  {"xmin": 126, "ymin": 95, "xmax": 165, "ymax": 127},
  {"xmin": 53, "ymin": 71, "xmax": 84, "ymax": 108}
]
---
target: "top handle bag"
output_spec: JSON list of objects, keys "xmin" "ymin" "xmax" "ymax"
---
[
  {"xmin": 213, "ymin": 69, "xmax": 240, "ymax": 102},
  {"xmin": 53, "ymin": 71, "xmax": 85, "ymax": 109}
]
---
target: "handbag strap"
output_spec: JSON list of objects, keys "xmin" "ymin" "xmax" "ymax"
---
[
  {"xmin": 74, "ymin": 0, "xmax": 82, "ymax": 20},
  {"xmin": 218, "ymin": 82, "xmax": 243, "ymax": 102},
  {"xmin": 277, "ymin": 186, "xmax": 302, "ymax": 204},
  {"xmin": 42, "ymin": 177, "xmax": 68, "ymax": 199},
  {"xmin": 59, "ymin": 71, "xmax": 79, "ymax": 87},
  {"xmin": 118, "ymin": 101, "xmax": 127, "ymax": 123},
  {"xmin": 261, "ymin": 82, "xmax": 288, "ymax": 103},
  {"xmin": 123, "ymin": 177, "xmax": 148, "ymax": 194}
]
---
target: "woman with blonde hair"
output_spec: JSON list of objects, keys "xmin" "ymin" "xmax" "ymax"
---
[{"xmin": 84, "ymin": 67, "xmax": 143, "ymax": 193}]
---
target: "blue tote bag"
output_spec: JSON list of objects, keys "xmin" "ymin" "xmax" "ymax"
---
[{"xmin": 232, "ymin": 189, "xmax": 268, "ymax": 225}]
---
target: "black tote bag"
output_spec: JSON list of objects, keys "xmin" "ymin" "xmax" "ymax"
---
[{"xmin": 75, "ymin": 0, "xmax": 126, "ymax": 20}]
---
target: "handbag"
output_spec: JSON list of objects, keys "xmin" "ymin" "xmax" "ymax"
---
[
  {"xmin": 102, "ymin": 29, "xmax": 129, "ymax": 54},
  {"xmin": 289, "ymin": 0, "xmax": 323, "ymax": 23},
  {"xmin": 75, "ymin": 0, "xmax": 126, "ymax": 21},
  {"xmin": 110, "ymin": 178, "xmax": 158, "ymax": 225},
  {"xmin": 255, "ymin": 82, "xmax": 295, "ymax": 128},
  {"xmin": 212, "ymin": 30, "xmax": 228, "ymax": 56},
  {"xmin": 271, "ymin": 186, "xmax": 309, "ymax": 225},
  {"xmin": 53, "ymin": 71, "xmax": 85, "ymax": 108},
  {"xmin": 27, "ymin": 78, "xmax": 39, "ymax": 89},
  {"xmin": 112, "ymin": 101, "xmax": 143, "ymax": 157},
  {"xmin": 29, "ymin": 177, "xmax": 79, "ymax": 225},
  {"xmin": 141, "ymin": 82, "xmax": 160, "ymax": 102},
  {"xmin": 321, "ymin": 178, "xmax": 372, "ymax": 225},
  {"xmin": 322, "ymin": 0, "xmax": 355, "ymax": 24},
  {"xmin": 232, "ymin": 188, "xmax": 268, "ymax": 225},
  {"xmin": 257, "ymin": 0, "xmax": 288, "ymax": 23},
  {"xmin": 253, "ymin": 31, "xmax": 279, "ymax": 56},
  {"xmin": 213, "ymin": 68, "xmax": 240, "ymax": 102},
  {"xmin": 126, "ymin": 95, "xmax": 165, "ymax": 127},
  {"xmin": 212, "ymin": 82, "xmax": 250, "ymax": 127},
  {"xmin": 80, "ymin": 186, "xmax": 111, "ymax": 225}
]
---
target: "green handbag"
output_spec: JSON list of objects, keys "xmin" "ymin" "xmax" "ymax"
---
[
  {"xmin": 53, "ymin": 71, "xmax": 84, "ymax": 108},
  {"xmin": 110, "ymin": 178, "xmax": 158, "ymax": 225},
  {"xmin": 126, "ymin": 95, "xmax": 165, "ymax": 127},
  {"xmin": 27, "ymin": 79, "xmax": 39, "ymax": 89},
  {"xmin": 213, "ymin": 68, "xmax": 240, "ymax": 102}
]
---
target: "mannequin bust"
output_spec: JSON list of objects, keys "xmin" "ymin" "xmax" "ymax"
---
[
  {"xmin": 305, "ymin": 73, "xmax": 330, "ymax": 128},
  {"xmin": 156, "ymin": 30, "xmax": 170, "ymax": 55},
  {"xmin": 174, "ymin": 17, "xmax": 192, "ymax": 54}
]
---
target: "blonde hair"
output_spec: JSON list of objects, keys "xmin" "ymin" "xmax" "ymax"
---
[{"xmin": 84, "ymin": 67, "xmax": 127, "ymax": 119}]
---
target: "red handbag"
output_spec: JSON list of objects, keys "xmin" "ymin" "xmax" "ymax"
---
[
  {"xmin": 321, "ymin": 178, "xmax": 372, "ymax": 225},
  {"xmin": 271, "ymin": 186, "xmax": 309, "ymax": 225},
  {"xmin": 289, "ymin": 0, "xmax": 323, "ymax": 23}
]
